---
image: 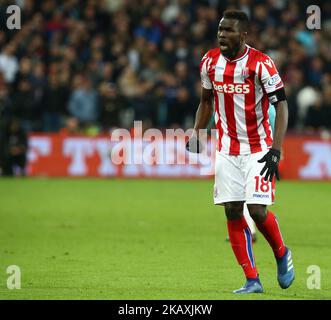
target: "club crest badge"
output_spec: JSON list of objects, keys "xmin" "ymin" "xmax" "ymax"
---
[{"xmin": 241, "ymin": 67, "xmax": 249, "ymax": 80}]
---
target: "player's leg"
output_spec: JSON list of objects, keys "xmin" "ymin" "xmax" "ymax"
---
[
  {"xmin": 245, "ymin": 150, "xmax": 294, "ymax": 289},
  {"xmin": 225, "ymin": 201, "xmax": 258, "ymax": 280},
  {"xmin": 214, "ymin": 152, "xmax": 262, "ymax": 293},
  {"xmin": 247, "ymin": 204, "xmax": 285, "ymax": 257},
  {"xmin": 243, "ymin": 203, "xmax": 257, "ymax": 240},
  {"xmin": 224, "ymin": 201, "xmax": 262, "ymax": 293},
  {"xmin": 247, "ymin": 204, "xmax": 294, "ymax": 289},
  {"xmin": 226, "ymin": 203, "xmax": 257, "ymax": 242}
]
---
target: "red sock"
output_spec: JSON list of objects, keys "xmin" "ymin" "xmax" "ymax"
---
[
  {"xmin": 256, "ymin": 211, "xmax": 286, "ymax": 258},
  {"xmin": 227, "ymin": 216, "xmax": 258, "ymax": 279}
]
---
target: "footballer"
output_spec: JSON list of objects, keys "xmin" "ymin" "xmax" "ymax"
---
[{"xmin": 187, "ymin": 9, "xmax": 294, "ymax": 293}]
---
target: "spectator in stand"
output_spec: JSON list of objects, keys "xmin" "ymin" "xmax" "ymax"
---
[
  {"xmin": 134, "ymin": 16, "xmax": 162, "ymax": 45},
  {"xmin": 0, "ymin": 0, "xmax": 330, "ymax": 133},
  {"xmin": 2, "ymin": 118, "xmax": 27, "ymax": 176},
  {"xmin": 304, "ymin": 97, "xmax": 325, "ymax": 132},
  {"xmin": 68, "ymin": 74, "xmax": 99, "ymax": 130},
  {"xmin": 0, "ymin": 76, "xmax": 11, "ymax": 174},
  {"xmin": 0, "ymin": 43, "xmax": 19, "ymax": 84},
  {"xmin": 173, "ymin": 86, "xmax": 191, "ymax": 128},
  {"xmin": 321, "ymin": 85, "xmax": 331, "ymax": 130},
  {"xmin": 42, "ymin": 72, "xmax": 69, "ymax": 132},
  {"xmin": 159, "ymin": 37, "xmax": 177, "ymax": 70},
  {"xmin": 11, "ymin": 78, "xmax": 41, "ymax": 132},
  {"xmin": 0, "ymin": 74, "xmax": 11, "ymax": 121},
  {"xmin": 304, "ymin": 84, "xmax": 331, "ymax": 132},
  {"xmin": 99, "ymin": 82, "xmax": 128, "ymax": 131},
  {"xmin": 308, "ymin": 56, "xmax": 324, "ymax": 87},
  {"xmin": 13, "ymin": 57, "xmax": 32, "ymax": 90},
  {"xmin": 59, "ymin": 116, "xmax": 81, "ymax": 136}
]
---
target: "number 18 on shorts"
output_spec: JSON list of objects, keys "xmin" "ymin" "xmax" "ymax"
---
[{"xmin": 213, "ymin": 150, "xmax": 275, "ymax": 205}]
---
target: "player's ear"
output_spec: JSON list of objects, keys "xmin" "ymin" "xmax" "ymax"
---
[{"xmin": 241, "ymin": 31, "xmax": 248, "ymax": 42}]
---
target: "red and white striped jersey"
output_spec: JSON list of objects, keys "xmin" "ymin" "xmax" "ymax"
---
[{"xmin": 200, "ymin": 44, "xmax": 284, "ymax": 155}]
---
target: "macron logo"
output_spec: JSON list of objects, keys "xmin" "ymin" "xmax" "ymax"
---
[{"xmin": 253, "ymin": 194, "xmax": 270, "ymax": 198}]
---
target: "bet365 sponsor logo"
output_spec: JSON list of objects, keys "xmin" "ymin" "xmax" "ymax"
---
[{"xmin": 212, "ymin": 82, "xmax": 250, "ymax": 94}]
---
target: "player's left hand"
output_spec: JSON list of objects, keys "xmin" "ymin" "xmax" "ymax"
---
[
  {"xmin": 258, "ymin": 148, "xmax": 281, "ymax": 182},
  {"xmin": 186, "ymin": 136, "xmax": 203, "ymax": 153}
]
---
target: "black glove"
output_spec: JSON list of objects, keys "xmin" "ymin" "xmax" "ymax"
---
[
  {"xmin": 186, "ymin": 136, "xmax": 202, "ymax": 153},
  {"xmin": 258, "ymin": 148, "xmax": 281, "ymax": 182}
]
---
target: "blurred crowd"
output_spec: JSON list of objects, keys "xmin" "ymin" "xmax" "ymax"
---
[{"xmin": 0, "ymin": 0, "xmax": 331, "ymax": 174}]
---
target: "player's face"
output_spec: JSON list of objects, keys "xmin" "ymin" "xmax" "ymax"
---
[{"xmin": 217, "ymin": 18, "xmax": 244, "ymax": 59}]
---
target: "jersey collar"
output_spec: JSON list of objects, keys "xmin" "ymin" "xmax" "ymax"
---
[{"xmin": 222, "ymin": 44, "xmax": 250, "ymax": 62}]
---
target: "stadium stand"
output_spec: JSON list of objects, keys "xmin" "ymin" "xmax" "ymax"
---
[{"xmin": 0, "ymin": 0, "xmax": 330, "ymax": 175}]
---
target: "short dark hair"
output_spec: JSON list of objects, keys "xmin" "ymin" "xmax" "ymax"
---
[{"xmin": 223, "ymin": 9, "xmax": 250, "ymax": 31}]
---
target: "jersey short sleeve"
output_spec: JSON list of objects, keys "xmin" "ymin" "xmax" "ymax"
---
[
  {"xmin": 200, "ymin": 53, "xmax": 212, "ymax": 90},
  {"xmin": 258, "ymin": 56, "xmax": 284, "ymax": 95}
]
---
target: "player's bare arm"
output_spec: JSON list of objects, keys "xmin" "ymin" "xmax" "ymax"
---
[
  {"xmin": 193, "ymin": 87, "xmax": 214, "ymax": 133},
  {"xmin": 186, "ymin": 87, "xmax": 213, "ymax": 153},
  {"xmin": 272, "ymin": 99, "xmax": 289, "ymax": 151}
]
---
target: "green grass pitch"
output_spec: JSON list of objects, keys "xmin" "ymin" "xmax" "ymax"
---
[{"xmin": 0, "ymin": 178, "xmax": 330, "ymax": 300}]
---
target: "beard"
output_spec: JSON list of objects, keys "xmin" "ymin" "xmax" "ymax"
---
[
  {"xmin": 228, "ymin": 40, "xmax": 242, "ymax": 59},
  {"xmin": 221, "ymin": 37, "xmax": 242, "ymax": 59}
]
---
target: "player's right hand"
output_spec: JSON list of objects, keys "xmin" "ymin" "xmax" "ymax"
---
[
  {"xmin": 258, "ymin": 148, "xmax": 281, "ymax": 182},
  {"xmin": 186, "ymin": 136, "xmax": 203, "ymax": 153}
]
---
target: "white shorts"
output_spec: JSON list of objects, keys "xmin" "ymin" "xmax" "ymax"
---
[{"xmin": 213, "ymin": 150, "xmax": 275, "ymax": 205}]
